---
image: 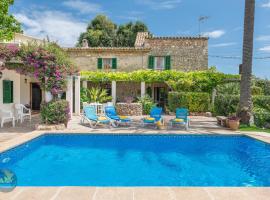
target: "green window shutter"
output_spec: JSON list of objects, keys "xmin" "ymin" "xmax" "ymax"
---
[
  {"xmin": 112, "ymin": 58, "xmax": 117, "ymax": 69},
  {"xmin": 165, "ymin": 56, "xmax": 171, "ymax": 70},
  {"xmin": 3, "ymin": 80, "xmax": 13, "ymax": 104},
  {"xmin": 97, "ymin": 58, "xmax": 103, "ymax": 69},
  {"xmin": 148, "ymin": 56, "xmax": 154, "ymax": 69}
]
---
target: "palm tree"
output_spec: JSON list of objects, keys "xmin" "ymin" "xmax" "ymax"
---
[{"xmin": 239, "ymin": 0, "xmax": 255, "ymax": 124}]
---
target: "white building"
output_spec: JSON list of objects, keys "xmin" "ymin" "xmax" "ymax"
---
[
  {"xmin": 0, "ymin": 34, "xmax": 46, "ymax": 115},
  {"xmin": 0, "ymin": 33, "xmax": 80, "ymax": 119}
]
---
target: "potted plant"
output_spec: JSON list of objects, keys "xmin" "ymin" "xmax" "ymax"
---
[{"xmin": 228, "ymin": 115, "xmax": 241, "ymax": 130}]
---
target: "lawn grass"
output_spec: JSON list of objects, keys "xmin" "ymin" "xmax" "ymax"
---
[{"xmin": 239, "ymin": 125, "xmax": 270, "ymax": 133}]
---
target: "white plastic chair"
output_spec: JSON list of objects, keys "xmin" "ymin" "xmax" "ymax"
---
[
  {"xmin": 14, "ymin": 104, "xmax": 31, "ymax": 123},
  {"xmin": 0, "ymin": 109, "xmax": 15, "ymax": 128}
]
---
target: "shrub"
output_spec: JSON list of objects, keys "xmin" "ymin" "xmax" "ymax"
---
[
  {"xmin": 80, "ymin": 87, "xmax": 112, "ymax": 103},
  {"xmin": 168, "ymin": 92, "xmax": 210, "ymax": 112},
  {"xmin": 253, "ymin": 107, "xmax": 270, "ymax": 128},
  {"xmin": 41, "ymin": 100, "xmax": 70, "ymax": 125},
  {"xmin": 254, "ymin": 78, "xmax": 270, "ymax": 95},
  {"xmin": 214, "ymin": 95, "xmax": 239, "ymax": 116},
  {"xmin": 216, "ymin": 82, "xmax": 240, "ymax": 95},
  {"xmin": 216, "ymin": 82, "xmax": 262, "ymax": 96},
  {"xmin": 80, "ymin": 88, "xmax": 89, "ymax": 103},
  {"xmin": 137, "ymin": 95, "xmax": 156, "ymax": 114},
  {"xmin": 253, "ymin": 95, "xmax": 270, "ymax": 111},
  {"xmin": 214, "ymin": 95, "xmax": 270, "ymax": 117},
  {"xmin": 251, "ymin": 86, "xmax": 263, "ymax": 96}
]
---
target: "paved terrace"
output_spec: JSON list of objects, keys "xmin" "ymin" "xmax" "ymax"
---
[{"xmin": 0, "ymin": 115, "xmax": 270, "ymax": 200}]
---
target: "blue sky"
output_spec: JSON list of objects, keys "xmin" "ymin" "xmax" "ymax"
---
[{"xmin": 10, "ymin": 0, "xmax": 270, "ymax": 78}]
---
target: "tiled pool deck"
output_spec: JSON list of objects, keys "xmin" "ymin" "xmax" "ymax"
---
[{"xmin": 1, "ymin": 115, "xmax": 270, "ymax": 200}]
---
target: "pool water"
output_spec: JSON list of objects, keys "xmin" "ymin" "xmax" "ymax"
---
[{"xmin": 0, "ymin": 134, "xmax": 270, "ymax": 186}]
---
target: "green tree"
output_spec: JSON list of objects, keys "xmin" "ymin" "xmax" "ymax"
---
[
  {"xmin": 77, "ymin": 15, "xmax": 117, "ymax": 47},
  {"xmin": 77, "ymin": 15, "xmax": 149, "ymax": 47},
  {"xmin": 116, "ymin": 21, "xmax": 148, "ymax": 47},
  {"xmin": 0, "ymin": 0, "xmax": 22, "ymax": 41},
  {"xmin": 238, "ymin": 0, "xmax": 255, "ymax": 125}
]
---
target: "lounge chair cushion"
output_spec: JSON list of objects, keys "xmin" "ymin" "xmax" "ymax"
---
[
  {"xmin": 144, "ymin": 117, "xmax": 155, "ymax": 123},
  {"xmin": 119, "ymin": 116, "xmax": 128, "ymax": 120},
  {"xmin": 98, "ymin": 116, "xmax": 108, "ymax": 121},
  {"xmin": 174, "ymin": 118, "xmax": 184, "ymax": 123}
]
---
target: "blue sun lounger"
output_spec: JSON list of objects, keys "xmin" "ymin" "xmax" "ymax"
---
[
  {"xmin": 81, "ymin": 106, "xmax": 111, "ymax": 128},
  {"xmin": 142, "ymin": 107, "xmax": 164, "ymax": 128},
  {"xmin": 170, "ymin": 108, "xmax": 190, "ymax": 130},
  {"xmin": 105, "ymin": 106, "xmax": 131, "ymax": 127}
]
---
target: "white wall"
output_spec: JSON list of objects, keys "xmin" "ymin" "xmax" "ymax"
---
[
  {"xmin": 20, "ymin": 75, "xmax": 30, "ymax": 105},
  {"xmin": 0, "ymin": 69, "xmax": 21, "ymax": 114}
]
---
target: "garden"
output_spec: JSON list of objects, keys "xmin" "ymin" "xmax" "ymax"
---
[{"xmin": 81, "ymin": 68, "xmax": 270, "ymax": 131}]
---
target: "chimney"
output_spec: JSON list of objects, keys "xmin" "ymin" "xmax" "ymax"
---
[{"xmin": 82, "ymin": 39, "xmax": 89, "ymax": 48}]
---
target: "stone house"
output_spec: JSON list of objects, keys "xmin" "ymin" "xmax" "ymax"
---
[
  {"xmin": 67, "ymin": 32, "xmax": 208, "ymax": 108},
  {"xmin": 0, "ymin": 32, "xmax": 208, "ymax": 119}
]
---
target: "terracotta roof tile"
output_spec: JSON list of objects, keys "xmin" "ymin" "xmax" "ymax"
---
[{"xmin": 135, "ymin": 32, "xmax": 149, "ymax": 47}]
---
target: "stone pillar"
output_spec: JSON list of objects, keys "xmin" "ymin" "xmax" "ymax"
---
[
  {"xmin": 141, "ymin": 82, "xmax": 146, "ymax": 98},
  {"xmin": 82, "ymin": 81, "xmax": 87, "ymax": 89},
  {"xmin": 112, "ymin": 81, "xmax": 116, "ymax": 104},
  {"xmin": 66, "ymin": 76, "xmax": 73, "ymax": 117},
  {"xmin": 211, "ymin": 88, "xmax": 217, "ymax": 108},
  {"xmin": 74, "ymin": 76, "xmax": 81, "ymax": 115}
]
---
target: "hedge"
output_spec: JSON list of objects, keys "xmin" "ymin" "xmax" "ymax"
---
[{"xmin": 168, "ymin": 92, "xmax": 210, "ymax": 112}]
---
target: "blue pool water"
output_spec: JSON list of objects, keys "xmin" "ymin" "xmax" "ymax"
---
[{"xmin": 0, "ymin": 134, "xmax": 270, "ymax": 186}]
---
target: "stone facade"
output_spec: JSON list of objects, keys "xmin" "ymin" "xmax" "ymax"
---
[
  {"xmin": 67, "ymin": 48, "xmax": 150, "ymax": 72},
  {"xmin": 66, "ymin": 32, "xmax": 208, "ymax": 72},
  {"xmin": 145, "ymin": 37, "xmax": 208, "ymax": 71},
  {"xmin": 116, "ymin": 82, "xmax": 141, "ymax": 102}
]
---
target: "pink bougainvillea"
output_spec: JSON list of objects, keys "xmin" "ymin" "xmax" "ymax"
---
[{"xmin": 0, "ymin": 43, "xmax": 77, "ymax": 97}]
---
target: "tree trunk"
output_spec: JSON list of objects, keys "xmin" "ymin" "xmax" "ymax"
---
[{"xmin": 239, "ymin": 0, "xmax": 255, "ymax": 125}]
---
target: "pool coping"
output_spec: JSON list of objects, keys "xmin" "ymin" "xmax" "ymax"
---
[{"xmin": 1, "ymin": 130, "xmax": 270, "ymax": 199}]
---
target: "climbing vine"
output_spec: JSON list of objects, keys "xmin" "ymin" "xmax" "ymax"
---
[
  {"xmin": 81, "ymin": 68, "xmax": 239, "ymax": 93},
  {"xmin": 0, "ymin": 42, "xmax": 77, "ymax": 96}
]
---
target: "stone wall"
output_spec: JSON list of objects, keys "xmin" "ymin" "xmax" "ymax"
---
[
  {"xmin": 67, "ymin": 48, "xmax": 149, "ymax": 72},
  {"xmin": 116, "ymin": 82, "xmax": 141, "ymax": 102},
  {"xmin": 67, "ymin": 36, "xmax": 208, "ymax": 72},
  {"xmin": 116, "ymin": 103, "xmax": 142, "ymax": 116},
  {"xmin": 144, "ymin": 37, "xmax": 208, "ymax": 71}
]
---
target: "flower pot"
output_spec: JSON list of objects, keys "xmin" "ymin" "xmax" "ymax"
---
[{"xmin": 228, "ymin": 120, "xmax": 240, "ymax": 130}]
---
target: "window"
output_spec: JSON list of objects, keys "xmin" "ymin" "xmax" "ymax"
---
[
  {"xmin": 148, "ymin": 56, "xmax": 171, "ymax": 70},
  {"xmin": 154, "ymin": 57, "xmax": 165, "ymax": 70},
  {"xmin": 3, "ymin": 80, "xmax": 13, "ymax": 104},
  {"xmin": 97, "ymin": 58, "xmax": 117, "ymax": 70},
  {"xmin": 103, "ymin": 58, "xmax": 112, "ymax": 69}
]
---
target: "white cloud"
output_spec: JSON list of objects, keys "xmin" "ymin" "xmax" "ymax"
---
[
  {"xmin": 15, "ymin": 11, "xmax": 87, "ymax": 47},
  {"xmin": 259, "ymin": 46, "xmax": 270, "ymax": 52},
  {"xmin": 211, "ymin": 42, "xmax": 237, "ymax": 48},
  {"xmin": 118, "ymin": 11, "xmax": 144, "ymax": 21},
  {"xmin": 202, "ymin": 30, "xmax": 226, "ymax": 39},
  {"xmin": 63, "ymin": 0, "xmax": 103, "ymax": 14},
  {"xmin": 136, "ymin": 0, "xmax": 181, "ymax": 10},
  {"xmin": 261, "ymin": 1, "xmax": 270, "ymax": 8},
  {"xmin": 257, "ymin": 35, "xmax": 270, "ymax": 41}
]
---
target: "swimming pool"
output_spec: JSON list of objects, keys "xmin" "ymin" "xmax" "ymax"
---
[{"xmin": 0, "ymin": 134, "xmax": 270, "ymax": 186}]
